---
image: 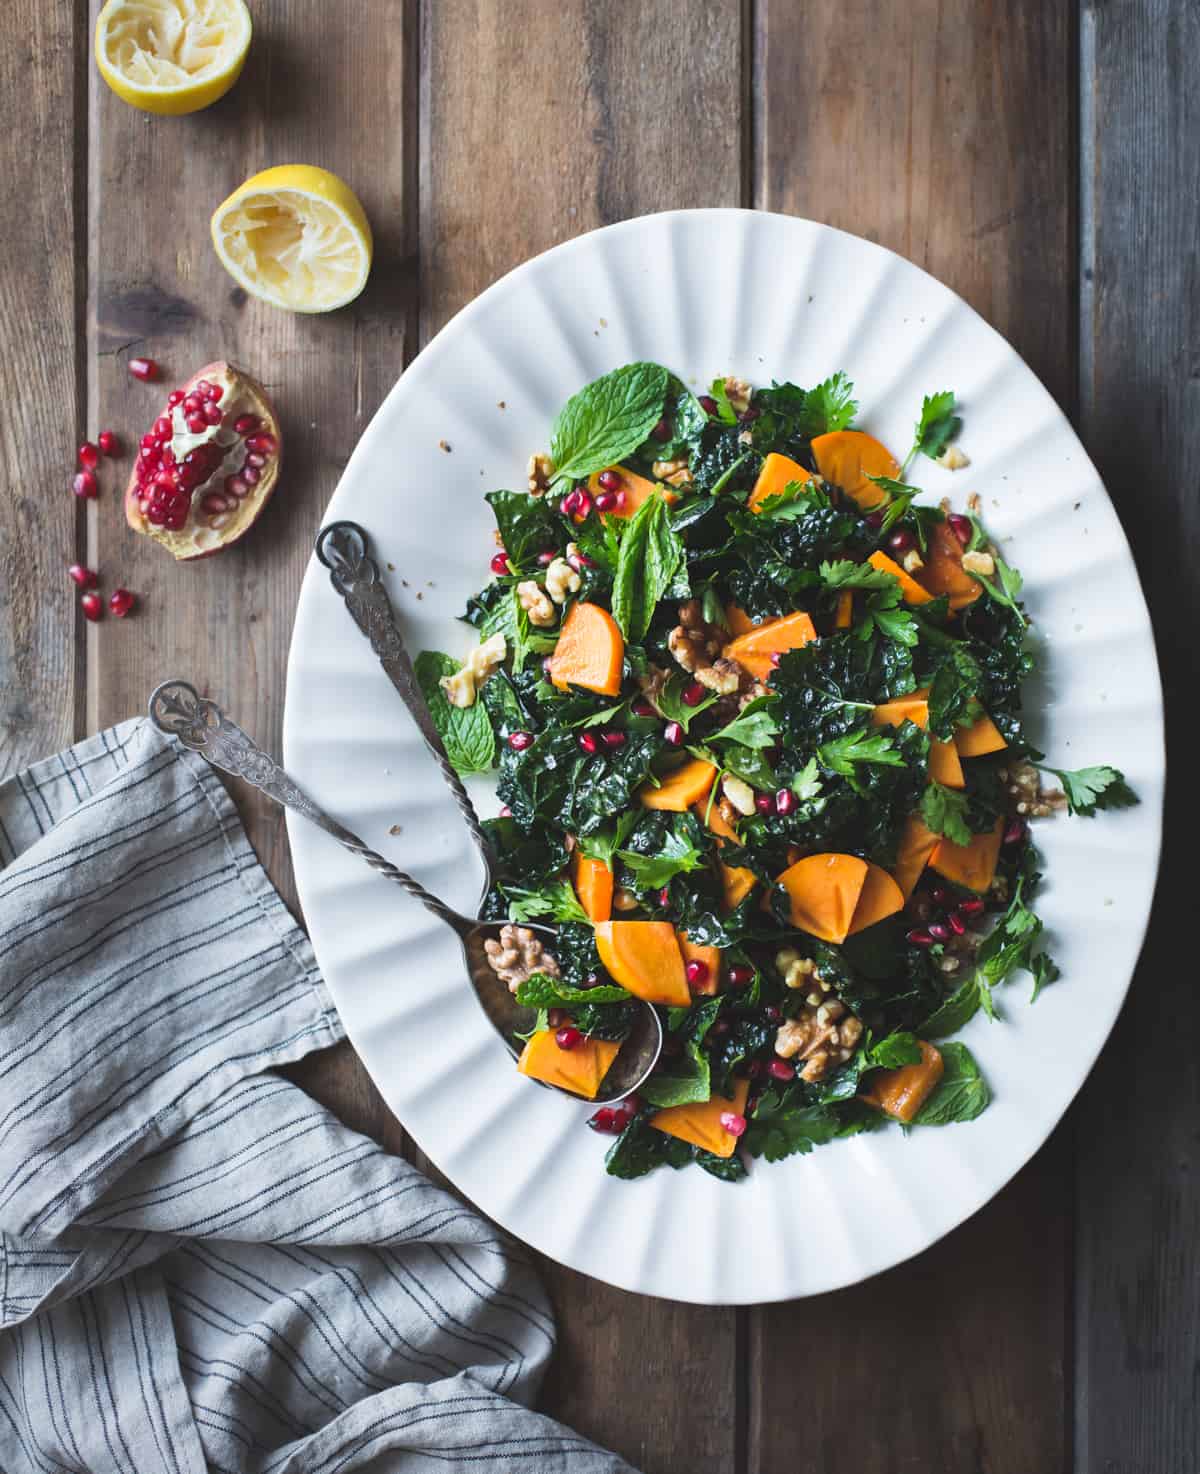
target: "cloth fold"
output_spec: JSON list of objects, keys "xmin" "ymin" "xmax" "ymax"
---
[{"xmin": 0, "ymin": 720, "xmax": 635, "ymax": 1474}]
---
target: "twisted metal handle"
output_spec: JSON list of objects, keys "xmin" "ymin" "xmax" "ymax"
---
[
  {"xmin": 148, "ymin": 680, "xmax": 466, "ymax": 933},
  {"xmin": 315, "ymin": 522, "xmax": 493, "ymax": 878}
]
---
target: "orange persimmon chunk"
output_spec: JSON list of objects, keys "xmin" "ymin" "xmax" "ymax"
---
[
  {"xmin": 549, "ymin": 601, "xmax": 624, "ymax": 697},
  {"xmin": 517, "ymin": 1029, "xmax": 621, "ymax": 1100},
  {"xmin": 810, "ymin": 430, "xmax": 900, "ymax": 512},
  {"xmin": 639, "ymin": 757, "xmax": 718, "ymax": 812},
  {"xmin": 918, "ymin": 520, "xmax": 982, "ymax": 610},
  {"xmin": 929, "ymin": 738, "xmax": 965, "ymax": 789},
  {"xmin": 774, "ymin": 853, "xmax": 869, "ymax": 944},
  {"xmin": 594, "ymin": 921, "xmax": 691, "ymax": 1007},
  {"xmin": 723, "ymin": 610, "xmax": 817, "ymax": 680},
  {"xmin": 586, "ymin": 465, "xmax": 675, "ymax": 518},
  {"xmin": 846, "ymin": 862, "xmax": 905, "ymax": 936},
  {"xmin": 954, "ymin": 711, "xmax": 1008, "ymax": 757},
  {"xmin": 570, "ymin": 851, "xmax": 613, "ymax": 923},
  {"xmin": 747, "ymin": 451, "xmax": 812, "ymax": 511},
  {"xmin": 929, "ymin": 818, "xmax": 1005, "ymax": 893},
  {"xmin": 724, "ymin": 603, "xmax": 757, "ymax": 636},
  {"xmin": 861, "ymin": 1040, "xmax": 944, "ymax": 1123},
  {"xmin": 891, "ymin": 814, "xmax": 941, "ymax": 900},
  {"xmin": 871, "ymin": 696, "xmax": 964, "ymax": 790},
  {"xmin": 867, "ymin": 550, "xmax": 935, "ymax": 605},
  {"xmin": 835, "ymin": 590, "xmax": 854, "ymax": 629},
  {"xmin": 720, "ymin": 862, "xmax": 758, "ymax": 911},
  {"xmin": 693, "ymin": 795, "xmax": 739, "ymax": 844},
  {"xmin": 651, "ymin": 1077, "xmax": 750, "ymax": 1157},
  {"xmin": 676, "ymin": 931, "xmax": 720, "ymax": 995}
]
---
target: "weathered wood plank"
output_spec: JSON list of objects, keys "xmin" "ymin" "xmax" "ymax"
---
[
  {"xmin": 87, "ymin": 0, "xmax": 414, "ymax": 1138},
  {"xmin": 1076, "ymin": 3, "xmax": 1199, "ymax": 1469},
  {"xmin": 750, "ymin": 4, "xmax": 1074, "ymax": 1470},
  {"xmin": 0, "ymin": 2, "xmax": 82, "ymax": 779},
  {"xmin": 420, "ymin": 4, "xmax": 746, "ymax": 1468}
]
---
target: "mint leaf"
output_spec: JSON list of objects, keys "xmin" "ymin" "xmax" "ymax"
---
[
  {"xmin": 1043, "ymin": 764, "xmax": 1138, "ymax": 818},
  {"xmin": 801, "ymin": 372, "xmax": 858, "ymax": 435},
  {"xmin": 414, "ymin": 650, "xmax": 496, "ymax": 775},
  {"xmin": 501, "ymin": 878, "xmax": 589, "ymax": 925},
  {"xmin": 550, "ymin": 362, "xmax": 670, "ymax": 483},
  {"xmin": 919, "ymin": 976, "xmax": 986, "ymax": 1038},
  {"xmin": 910, "ymin": 390, "xmax": 961, "ymax": 464},
  {"xmin": 912, "ymin": 1042, "xmax": 990, "ymax": 1124},
  {"xmin": 640, "ymin": 1040, "xmax": 711, "ymax": 1108},
  {"xmin": 864, "ymin": 1031, "xmax": 923, "ymax": 1068},
  {"xmin": 611, "ymin": 491, "xmax": 684, "ymax": 642},
  {"xmin": 515, "ymin": 973, "xmax": 631, "ymax": 1007},
  {"xmin": 920, "ymin": 781, "xmax": 973, "ymax": 846},
  {"xmin": 817, "ymin": 728, "xmax": 904, "ymax": 777}
]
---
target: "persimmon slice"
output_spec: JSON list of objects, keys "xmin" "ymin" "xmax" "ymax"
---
[
  {"xmin": 810, "ymin": 430, "xmax": 900, "ymax": 512},
  {"xmin": 861, "ymin": 1040, "xmax": 944, "ymax": 1122},
  {"xmin": 773, "ymin": 853, "xmax": 870, "ymax": 944},
  {"xmin": 517, "ymin": 1030, "xmax": 621, "ymax": 1100},
  {"xmin": 651, "ymin": 1077, "xmax": 750, "ymax": 1157},
  {"xmin": 723, "ymin": 610, "xmax": 817, "ymax": 680},
  {"xmin": 549, "ymin": 601, "xmax": 624, "ymax": 697},
  {"xmin": 593, "ymin": 921, "xmax": 691, "ymax": 1007}
]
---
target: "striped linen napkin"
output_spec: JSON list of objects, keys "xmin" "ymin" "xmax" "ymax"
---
[{"xmin": 0, "ymin": 719, "xmax": 637, "ymax": 1474}]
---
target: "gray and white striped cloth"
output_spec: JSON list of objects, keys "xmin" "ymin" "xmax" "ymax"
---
[{"xmin": 0, "ymin": 719, "xmax": 637, "ymax": 1474}]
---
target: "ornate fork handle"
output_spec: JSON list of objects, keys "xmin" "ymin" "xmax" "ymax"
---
[
  {"xmin": 315, "ymin": 521, "xmax": 493, "ymax": 873},
  {"xmin": 148, "ymin": 680, "xmax": 464, "ymax": 932}
]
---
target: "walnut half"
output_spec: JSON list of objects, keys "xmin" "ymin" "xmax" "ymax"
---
[
  {"xmin": 774, "ymin": 998, "xmax": 864, "ymax": 1082},
  {"xmin": 483, "ymin": 924, "xmax": 561, "ymax": 994}
]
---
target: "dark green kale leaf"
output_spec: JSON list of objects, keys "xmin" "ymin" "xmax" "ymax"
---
[
  {"xmin": 743, "ymin": 1088, "xmax": 845, "ymax": 1162},
  {"xmin": 605, "ymin": 1113, "xmax": 695, "ymax": 1179},
  {"xmin": 927, "ymin": 645, "xmax": 985, "ymax": 740},
  {"xmin": 569, "ymin": 731, "xmax": 664, "ymax": 835},
  {"xmin": 483, "ymin": 815, "xmax": 570, "ymax": 885},
  {"xmin": 707, "ymin": 1014, "xmax": 773, "ymax": 1098},
  {"xmin": 485, "ymin": 489, "xmax": 560, "ymax": 570},
  {"xmin": 690, "ymin": 425, "xmax": 761, "ymax": 496}
]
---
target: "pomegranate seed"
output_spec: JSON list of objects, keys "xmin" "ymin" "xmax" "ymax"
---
[
  {"xmin": 155, "ymin": 416, "xmax": 173, "ymax": 440},
  {"xmin": 200, "ymin": 490, "xmax": 234, "ymax": 515},
  {"xmin": 928, "ymin": 922, "xmax": 951, "ymax": 942},
  {"xmin": 651, "ymin": 417, "xmax": 671, "ymax": 441},
  {"xmin": 948, "ymin": 513, "xmax": 973, "ymax": 546},
  {"xmin": 97, "ymin": 429, "xmax": 121, "ymax": 457},
  {"xmin": 699, "ymin": 395, "xmax": 719, "ymax": 415},
  {"xmin": 203, "ymin": 401, "xmax": 223, "ymax": 426},
  {"xmin": 663, "ymin": 721, "xmax": 684, "ymax": 747},
  {"xmin": 774, "ymin": 788, "xmax": 796, "ymax": 816},
  {"xmin": 738, "ymin": 406, "xmax": 760, "ymax": 424},
  {"xmin": 681, "ymin": 680, "xmax": 706, "ymax": 707},
  {"xmin": 241, "ymin": 463, "xmax": 261, "ymax": 486},
  {"xmin": 598, "ymin": 469, "xmax": 623, "ymax": 493},
  {"xmin": 128, "ymin": 357, "xmax": 158, "ymax": 382},
  {"xmin": 755, "ymin": 793, "xmax": 776, "ymax": 815},
  {"xmin": 541, "ymin": 656, "xmax": 555, "ymax": 678},
  {"xmin": 769, "ymin": 651, "xmax": 782, "ymax": 667},
  {"xmin": 555, "ymin": 1025, "xmax": 583, "ymax": 1051},
  {"xmin": 141, "ymin": 432, "xmax": 158, "ymax": 451},
  {"xmin": 727, "ymin": 964, "xmax": 753, "ymax": 988},
  {"xmin": 658, "ymin": 886, "xmax": 671, "ymax": 909},
  {"xmin": 577, "ymin": 732, "xmax": 599, "ymax": 756},
  {"xmin": 195, "ymin": 380, "xmax": 211, "ymax": 395},
  {"xmin": 906, "ymin": 928, "xmax": 934, "ymax": 947},
  {"xmin": 768, "ymin": 1059, "xmax": 795, "ymax": 1081},
  {"xmin": 507, "ymin": 730, "xmax": 534, "ymax": 751},
  {"xmin": 718, "ymin": 1111, "xmax": 747, "ymax": 1138},
  {"xmin": 490, "ymin": 552, "xmax": 510, "ymax": 575},
  {"xmin": 763, "ymin": 1005, "xmax": 782, "ymax": 1025},
  {"xmin": 72, "ymin": 470, "xmax": 98, "ymax": 500},
  {"xmin": 865, "ymin": 510, "xmax": 885, "ymax": 529},
  {"xmin": 80, "ymin": 592, "xmax": 103, "ymax": 622},
  {"xmin": 167, "ymin": 389, "xmax": 185, "ymax": 408},
  {"xmin": 234, "ymin": 414, "xmax": 260, "ymax": 436},
  {"xmin": 567, "ymin": 547, "xmax": 595, "ymax": 571},
  {"xmin": 594, "ymin": 490, "xmax": 617, "ymax": 513},
  {"xmin": 685, "ymin": 959, "xmax": 710, "ymax": 989},
  {"xmin": 1003, "ymin": 817, "xmax": 1027, "ymax": 846},
  {"xmin": 108, "ymin": 588, "xmax": 135, "ymax": 618},
  {"xmin": 558, "ymin": 495, "xmax": 573, "ymax": 516},
  {"xmin": 929, "ymin": 885, "xmax": 948, "ymax": 905},
  {"xmin": 631, "ymin": 699, "xmax": 656, "ymax": 718},
  {"xmin": 958, "ymin": 898, "xmax": 986, "ymax": 917},
  {"xmin": 616, "ymin": 1093, "xmax": 642, "ymax": 1116},
  {"xmin": 536, "ymin": 549, "xmax": 555, "ymax": 567},
  {"xmin": 183, "ymin": 393, "xmax": 202, "ymax": 413},
  {"xmin": 587, "ymin": 1108, "xmax": 621, "ymax": 1134},
  {"xmin": 78, "ymin": 442, "xmax": 100, "ymax": 470},
  {"xmin": 185, "ymin": 414, "xmax": 206, "ymax": 435},
  {"xmin": 498, "ymin": 804, "xmax": 512, "ymax": 817},
  {"xmin": 947, "ymin": 911, "xmax": 966, "ymax": 936},
  {"xmin": 225, "ymin": 475, "xmax": 249, "ymax": 499},
  {"xmin": 205, "ymin": 383, "xmax": 224, "ymax": 402},
  {"xmin": 888, "ymin": 528, "xmax": 916, "ymax": 555},
  {"xmin": 246, "ymin": 432, "xmax": 277, "ymax": 455},
  {"xmin": 547, "ymin": 1008, "xmax": 567, "ymax": 1028},
  {"xmin": 573, "ymin": 489, "xmax": 594, "ymax": 519},
  {"xmin": 68, "ymin": 563, "xmax": 97, "ymax": 589},
  {"xmin": 601, "ymin": 730, "xmax": 627, "ymax": 750}
]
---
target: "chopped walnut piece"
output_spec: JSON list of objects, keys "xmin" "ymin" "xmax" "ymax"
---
[
  {"xmin": 774, "ymin": 948, "xmax": 829, "ymax": 992},
  {"xmin": 652, "ymin": 457, "xmax": 693, "ymax": 488},
  {"xmin": 937, "ymin": 444, "xmax": 970, "ymax": 470},
  {"xmin": 721, "ymin": 774, "xmax": 756, "ymax": 817},
  {"xmin": 516, "ymin": 579, "xmax": 556, "ymax": 627},
  {"xmin": 527, "ymin": 453, "xmax": 555, "ymax": 496},
  {"xmin": 724, "ymin": 376, "xmax": 753, "ymax": 414},
  {"xmin": 1004, "ymin": 759, "xmax": 1066, "ymax": 819},
  {"xmin": 544, "ymin": 556, "xmax": 581, "ymax": 605},
  {"xmin": 483, "ymin": 924, "xmax": 561, "ymax": 993},
  {"xmin": 901, "ymin": 548, "xmax": 925, "ymax": 574},
  {"xmin": 438, "ymin": 632, "xmax": 507, "ymax": 708},
  {"xmin": 773, "ymin": 997, "xmax": 864, "ymax": 1082},
  {"xmin": 961, "ymin": 549, "xmax": 995, "ymax": 577}
]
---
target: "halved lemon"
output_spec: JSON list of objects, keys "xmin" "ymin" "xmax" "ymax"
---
[
  {"xmin": 95, "ymin": 0, "xmax": 251, "ymax": 116},
  {"xmin": 210, "ymin": 165, "xmax": 373, "ymax": 313}
]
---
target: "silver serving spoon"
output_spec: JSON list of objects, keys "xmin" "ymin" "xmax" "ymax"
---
[{"xmin": 148, "ymin": 679, "xmax": 661, "ymax": 1104}]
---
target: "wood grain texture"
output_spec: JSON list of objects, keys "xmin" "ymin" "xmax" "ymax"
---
[
  {"xmin": 0, "ymin": 1, "xmax": 82, "ymax": 780},
  {"xmin": 1076, "ymin": 3, "xmax": 1199, "ymax": 1470},
  {"xmin": 420, "ymin": 4, "xmax": 746, "ymax": 1468},
  {"xmin": 87, "ymin": 0, "xmax": 415, "ymax": 1138},
  {"xmin": 750, "ymin": 4, "xmax": 1074, "ymax": 1470}
]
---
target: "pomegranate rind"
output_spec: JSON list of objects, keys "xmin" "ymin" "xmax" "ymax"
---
[{"xmin": 124, "ymin": 361, "xmax": 282, "ymax": 563}]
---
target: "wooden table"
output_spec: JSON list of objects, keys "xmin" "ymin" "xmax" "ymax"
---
[{"xmin": 4, "ymin": 3, "xmax": 1195, "ymax": 1469}]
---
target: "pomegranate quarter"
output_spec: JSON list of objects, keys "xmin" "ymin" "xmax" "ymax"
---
[{"xmin": 124, "ymin": 361, "xmax": 281, "ymax": 561}]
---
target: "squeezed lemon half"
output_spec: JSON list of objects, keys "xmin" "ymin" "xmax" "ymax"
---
[
  {"xmin": 95, "ymin": 0, "xmax": 252, "ymax": 115},
  {"xmin": 210, "ymin": 165, "xmax": 373, "ymax": 313}
]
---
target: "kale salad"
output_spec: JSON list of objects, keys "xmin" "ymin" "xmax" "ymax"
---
[{"xmin": 417, "ymin": 361, "xmax": 1137, "ymax": 1184}]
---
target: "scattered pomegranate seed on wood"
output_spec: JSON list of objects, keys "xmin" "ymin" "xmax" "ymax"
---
[
  {"xmin": 78, "ymin": 442, "xmax": 100, "ymax": 471},
  {"xmin": 109, "ymin": 588, "xmax": 135, "ymax": 618},
  {"xmin": 73, "ymin": 470, "xmax": 99, "ymax": 499},
  {"xmin": 97, "ymin": 430, "xmax": 121, "ymax": 457},
  {"xmin": 80, "ymin": 592, "xmax": 103, "ymax": 622},
  {"xmin": 68, "ymin": 564, "xmax": 97, "ymax": 589},
  {"xmin": 128, "ymin": 357, "xmax": 159, "ymax": 382}
]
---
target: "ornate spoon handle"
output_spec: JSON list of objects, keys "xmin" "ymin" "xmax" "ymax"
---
[
  {"xmin": 314, "ymin": 521, "xmax": 493, "ymax": 876},
  {"xmin": 148, "ymin": 680, "xmax": 466, "ymax": 934}
]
